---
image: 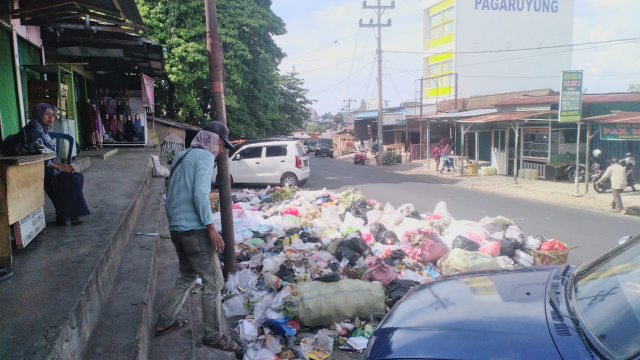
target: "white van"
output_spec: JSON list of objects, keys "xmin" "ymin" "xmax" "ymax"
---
[{"xmin": 212, "ymin": 139, "xmax": 310, "ymax": 187}]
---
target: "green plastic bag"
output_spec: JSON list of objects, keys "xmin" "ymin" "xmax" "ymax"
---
[{"xmin": 284, "ymin": 280, "xmax": 386, "ymax": 327}]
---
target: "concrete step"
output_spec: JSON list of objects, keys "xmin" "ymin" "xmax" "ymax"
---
[
  {"xmin": 83, "ymin": 177, "xmax": 164, "ymax": 360},
  {"xmin": 85, "ymin": 148, "xmax": 119, "ymax": 160},
  {"xmin": 72, "ymin": 156, "xmax": 92, "ymax": 173}
]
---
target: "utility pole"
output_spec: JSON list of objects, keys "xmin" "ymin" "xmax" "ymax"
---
[
  {"xmin": 360, "ymin": 0, "xmax": 394, "ymax": 165},
  {"xmin": 344, "ymin": 98, "xmax": 355, "ymax": 125},
  {"xmin": 204, "ymin": 0, "xmax": 236, "ymax": 277}
]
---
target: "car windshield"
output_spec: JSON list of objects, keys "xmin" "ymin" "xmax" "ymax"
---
[
  {"xmin": 317, "ymin": 138, "xmax": 331, "ymax": 146},
  {"xmin": 573, "ymin": 237, "xmax": 640, "ymax": 359}
]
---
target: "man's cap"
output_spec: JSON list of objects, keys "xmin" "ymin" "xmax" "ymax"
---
[{"xmin": 204, "ymin": 121, "xmax": 234, "ymax": 150}]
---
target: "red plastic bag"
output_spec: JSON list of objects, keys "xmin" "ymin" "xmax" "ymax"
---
[
  {"xmin": 404, "ymin": 239, "xmax": 449, "ymax": 263},
  {"xmin": 364, "ymin": 263, "xmax": 398, "ymax": 287},
  {"xmin": 539, "ymin": 239, "xmax": 567, "ymax": 251},
  {"xmin": 427, "ymin": 214, "xmax": 442, "ymax": 221},
  {"xmin": 283, "ymin": 205, "xmax": 299, "ymax": 217},
  {"xmin": 362, "ymin": 233, "xmax": 373, "ymax": 243},
  {"xmin": 479, "ymin": 241, "xmax": 501, "ymax": 257}
]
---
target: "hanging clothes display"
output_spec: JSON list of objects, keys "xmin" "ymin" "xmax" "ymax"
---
[
  {"xmin": 116, "ymin": 98, "xmax": 124, "ymax": 116},
  {"xmin": 93, "ymin": 104, "xmax": 104, "ymax": 148},
  {"xmin": 123, "ymin": 99, "xmax": 132, "ymax": 119},
  {"xmin": 80, "ymin": 100, "xmax": 99, "ymax": 149},
  {"xmin": 124, "ymin": 114, "xmax": 135, "ymax": 142},
  {"xmin": 98, "ymin": 99, "xmax": 107, "ymax": 123}
]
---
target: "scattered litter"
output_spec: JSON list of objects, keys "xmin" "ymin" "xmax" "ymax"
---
[
  {"xmin": 210, "ymin": 186, "xmax": 571, "ymax": 358},
  {"xmin": 136, "ymin": 232, "xmax": 160, "ymax": 236}
]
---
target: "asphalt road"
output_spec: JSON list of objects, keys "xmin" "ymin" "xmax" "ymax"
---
[{"xmin": 305, "ymin": 156, "xmax": 640, "ymax": 264}]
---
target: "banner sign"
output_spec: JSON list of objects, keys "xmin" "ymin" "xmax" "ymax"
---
[
  {"xmin": 141, "ymin": 74, "xmax": 155, "ymax": 109},
  {"xmin": 559, "ymin": 70, "xmax": 583, "ymax": 123},
  {"xmin": 382, "ymin": 112, "xmax": 406, "ymax": 126},
  {"xmin": 474, "ymin": 0, "xmax": 559, "ymax": 13},
  {"xmin": 13, "ymin": 206, "xmax": 45, "ymax": 249},
  {"xmin": 600, "ymin": 123, "xmax": 640, "ymax": 141}
]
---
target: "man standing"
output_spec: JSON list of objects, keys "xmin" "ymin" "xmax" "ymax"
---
[
  {"xmin": 432, "ymin": 144, "xmax": 442, "ymax": 171},
  {"xmin": 154, "ymin": 121, "xmax": 240, "ymax": 353},
  {"xmin": 596, "ymin": 158, "xmax": 628, "ymax": 215}
]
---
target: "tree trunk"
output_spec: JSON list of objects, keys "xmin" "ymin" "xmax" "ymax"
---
[{"xmin": 167, "ymin": 81, "xmax": 176, "ymax": 119}]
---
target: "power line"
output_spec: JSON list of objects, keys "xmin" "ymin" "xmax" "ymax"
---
[
  {"xmin": 309, "ymin": 55, "xmax": 376, "ymax": 96},
  {"xmin": 296, "ymin": 51, "xmax": 375, "ymax": 74},
  {"xmin": 385, "ymin": 36, "xmax": 640, "ymax": 55},
  {"xmin": 280, "ymin": 31, "xmax": 360, "ymax": 65},
  {"xmin": 363, "ymin": 54, "xmax": 377, "ymax": 99}
]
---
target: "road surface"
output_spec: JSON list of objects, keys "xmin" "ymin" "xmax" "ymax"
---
[{"xmin": 305, "ymin": 156, "xmax": 640, "ymax": 264}]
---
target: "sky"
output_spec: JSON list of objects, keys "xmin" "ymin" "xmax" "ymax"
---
[{"xmin": 270, "ymin": 0, "xmax": 640, "ymax": 115}]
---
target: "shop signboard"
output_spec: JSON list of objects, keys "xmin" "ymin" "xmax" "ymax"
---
[
  {"xmin": 141, "ymin": 74, "xmax": 155, "ymax": 109},
  {"xmin": 559, "ymin": 70, "xmax": 583, "ymax": 123},
  {"xmin": 382, "ymin": 112, "xmax": 406, "ymax": 126},
  {"xmin": 12, "ymin": 206, "xmax": 45, "ymax": 249},
  {"xmin": 600, "ymin": 123, "xmax": 640, "ymax": 141}
]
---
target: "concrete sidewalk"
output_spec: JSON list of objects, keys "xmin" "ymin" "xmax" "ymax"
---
[
  {"xmin": 0, "ymin": 148, "xmax": 156, "ymax": 359},
  {"xmin": 336, "ymin": 155, "xmax": 640, "ymax": 213}
]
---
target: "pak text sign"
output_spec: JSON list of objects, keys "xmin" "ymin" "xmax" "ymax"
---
[
  {"xmin": 600, "ymin": 123, "xmax": 640, "ymax": 141},
  {"xmin": 559, "ymin": 70, "xmax": 583, "ymax": 122},
  {"xmin": 382, "ymin": 112, "xmax": 406, "ymax": 126}
]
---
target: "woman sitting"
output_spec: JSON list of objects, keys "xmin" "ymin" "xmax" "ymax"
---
[{"xmin": 24, "ymin": 103, "xmax": 91, "ymax": 226}]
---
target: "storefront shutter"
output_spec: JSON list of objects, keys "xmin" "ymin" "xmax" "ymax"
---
[{"xmin": 0, "ymin": 28, "xmax": 21, "ymax": 138}]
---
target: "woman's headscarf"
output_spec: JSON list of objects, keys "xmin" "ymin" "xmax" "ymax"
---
[
  {"xmin": 28, "ymin": 103, "xmax": 57, "ymax": 149},
  {"xmin": 134, "ymin": 113, "xmax": 142, "ymax": 133},
  {"xmin": 190, "ymin": 130, "xmax": 220, "ymax": 157}
]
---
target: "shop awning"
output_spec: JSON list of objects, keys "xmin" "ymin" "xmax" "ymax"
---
[
  {"xmin": 585, "ymin": 111, "xmax": 640, "ymax": 124},
  {"xmin": 455, "ymin": 111, "xmax": 552, "ymax": 124},
  {"xmin": 425, "ymin": 108, "xmax": 498, "ymax": 120}
]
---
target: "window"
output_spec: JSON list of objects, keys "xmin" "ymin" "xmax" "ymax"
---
[
  {"xmin": 266, "ymin": 146, "xmax": 287, "ymax": 157},
  {"xmin": 429, "ymin": 59, "xmax": 453, "ymax": 77},
  {"xmin": 429, "ymin": 6, "xmax": 454, "ymax": 39},
  {"xmin": 430, "ymin": 63, "xmax": 441, "ymax": 76},
  {"xmin": 442, "ymin": 59, "xmax": 453, "ymax": 73},
  {"xmin": 238, "ymin": 146, "xmax": 263, "ymax": 159}
]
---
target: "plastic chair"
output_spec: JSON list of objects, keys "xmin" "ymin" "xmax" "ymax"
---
[{"xmin": 49, "ymin": 132, "xmax": 74, "ymax": 165}]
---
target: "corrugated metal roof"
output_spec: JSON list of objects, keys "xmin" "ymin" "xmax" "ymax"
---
[
  {"xmin": 437, "ymin": 89, "xmax": 556, "ymax": 112},
  {"xmin": 425, "ymin": 108, "xmax": 497, "ymax": 119},
  {"xmin": 586, "ymin": 111, "xmax": 640, "ymax": 124},
  {"xmin": 456, "ymin": 111, "xmax": 551, "ymax": 123},
  {"xmin": 354, "ymin": 107, "xmax": 407, "ymax": 120},
  {"xmin": 495, "ymin": 93, "xmax": 640, "ymax": 106},
  {"xmin": 152, "ymin": 117, "xmax": 202, "ymax": 131}
]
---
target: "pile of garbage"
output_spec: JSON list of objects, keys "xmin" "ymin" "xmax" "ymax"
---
[{"xmin": 213, "ymin": 187, "xmax": 569, "ymax": 360}]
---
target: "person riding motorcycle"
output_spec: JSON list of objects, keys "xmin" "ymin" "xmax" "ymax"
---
[{"xmin": 624, "ymin": 152, "xmax": 636, "ymax": 191}]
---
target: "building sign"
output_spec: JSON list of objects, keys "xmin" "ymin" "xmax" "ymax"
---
[
  {"xmin": 474, "ymin": 0, "xmax": 559, "ymax": 13},
  {"xmin": 524, "ymin": 127, "xmax": 549, "ymax": 134},
  {"xmin": 383, "ymin": 112, "xmax": 406, "ymax": 126},
  {"xmin": 141, "ymin": 74, "xmax": 155, "ymax": 109},
  {"xmin": 12, "ymin": 206, "xmax": 45, "ymax": 249},
  {"xmin": 559, "ymin": 70, "xmax": 583, "ymax": 123},
  {"xmin": 600, "ymin": 123, "xmax": 640, "ymax": 141}
]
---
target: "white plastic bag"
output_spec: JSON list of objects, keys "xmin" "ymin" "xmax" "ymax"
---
[
  {"xmin": 505, "ymin": 225, "xmax": 525, "ymax": 246},
  {"xmin": 433, "ymin": 201, "xmax": 454, "ymax": 222},
  {"xmin": 523, "ymin": 236, "xmax": 542, "ymax": 250},
  {"xmin": 340, "ymin": 213, "xmax": 365, "ymax": 234},
  {"xmin": 223, "ymin": 296, "xmax": 248, "ymax": 317},
  {"xmin": 283, "ymin": 214, "xmax": 301, "ymax": 230},
  {"xmin": 261, "ymin": 253, "xmax": 286, "ymax": 275},
  {"xmin": 402, "ymin": 269, "xmax": 424, "ymax": 282},
  {"xmin": 149, "ymin": 155, "xmax": 170, "ymax": 177},
  {"xmin": 441, "ymin": 220, "xmax": 489, "ymax": 249},
  {"xmin": 366, "ymin": 210, "xmax": 383, "ymax": 225},
  {"xmin": 244, "ymin": 348, "xmax": 277, "ymax": 360}
]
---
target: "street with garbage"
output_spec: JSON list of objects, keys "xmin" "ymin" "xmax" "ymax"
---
[{"xmin": 203, "ymin": 157, "xmax": 640, "ymax": 360}]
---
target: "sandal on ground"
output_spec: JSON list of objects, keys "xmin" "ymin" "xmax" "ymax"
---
[
  {"xmin": 155, "ymin": 319, "xmax": 188, "ymax": 336},
  {"xmin": 56, "ymin": 217, "xmax": 83, "ymax": 226},
  {"xmin": 203, "ymin": 334, "xmax": 242, "ymax": 354},
  {"xmin": 621, "ymin": 210, "xmax": 627, "ymax": 215}
]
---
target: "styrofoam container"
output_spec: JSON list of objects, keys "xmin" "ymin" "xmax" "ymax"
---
[
  {"xmin": 347, "ymin": 336, "xmax": 369, "ymax": 351},
  {"xmin": 239, "ymin": 319, "xmax": 258, "ymax": 341}
]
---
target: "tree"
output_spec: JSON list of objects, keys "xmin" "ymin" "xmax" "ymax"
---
[
  {"xmin": 321, "ymin": 112, "xmax": 333, "ymax": 121},
  {"xmin": 136, "ymin": 0, "xmax": 312, "ymax": 137},
  {"xmin": 306, "ymin": 124, "xmax": 327, "ymax": 134},
  {"xmin": 629, "ymin": 84, "xmax": 640, "ymax": 93},
  {"xmin": 333, "ymin": 114, "xmax": 344, "ymax": 125},
  {"xmin": 357, "ymin": 99, "xmax": 367, "ymax": 112},
  {"xmin": 276, "ymin": 71, "xmax": 313, "ymax": 134}
]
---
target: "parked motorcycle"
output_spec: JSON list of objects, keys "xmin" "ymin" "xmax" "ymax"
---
[
  {"xmin": 354, "ymin": 150, "xmax": 366, "ymax": 165},
  {"xmin": 565, "ymin": 150, "xmax": 602, "ymax": 183},
  {"xmin": 592, "ymin": 158, "xmax": 635, "ymax": 193}
]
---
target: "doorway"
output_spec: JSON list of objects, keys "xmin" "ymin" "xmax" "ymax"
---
[{"xmin": 492, "ymin": 129, "xmax": 508, "ymax": 175}]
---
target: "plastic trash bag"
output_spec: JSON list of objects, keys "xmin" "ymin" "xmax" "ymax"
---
[
  {"xmin": 253, "ymin": 294, "xmax": 275, "ymax": 325},
  {"xmin": 441, "ymin": 221, "xmax": 489, "ymax": 248},
  {"xmin": 499, "ymin": 239, "xmax": 517, "ymax": 257},
  {"xmin": 451, "ymin": 235, "xmax": 481, "ymax": 251},
  {"xmin": 340, "ymin": 213, "xmax": 365, "ymax": 235},
  {"xmin": 261, "ymin": 253, "xmax": 286, "ymax": 275},
  {"xmin": 271, "ymin": 284, "xmax": 293, "ymax": 310},
  {"xmin": 283, "ymin": 214, "xmax": 301, "ymax": 230},
  {"xmin": 479, "ymin": 241, "xmax": 501, "ymax": 257},
  {"xmin": 283, "ymin": 280, "xmax": 386, "ymax": 327},
  {"xmin": 387, "ymin": 279, "xmax": 421, "ymax": 304},
  {"xmin": 480, "ymin": 216, "xmax": 515, "ymax": 233},
  {"xmin": 283, "ymin": 205, "xmax": 299, "ymax": 216},
  {"xmin": 433, "ymin": 201, "xmax": 454, "ymax": 223},
  {"xmin": 505, "ymin": 225, "xmax": 525, "ymax": 246},
  {"xmin": 495, "ymin": 255, "xmax": 516, "ymax": 268},
  {"xmin": 338, "ymin": 188, "xmax": 366, "ymax": 212},
  {"xmin": 523, "ymin": 236, "xmax": 542, "ymax": 250},
  {"xmin": 244, "ymin": 347, "xmax": 277, "ymax": 360},
  {"xmin": 401, "ymin": 269, "xmax": 424, "ymax": 282},
  {"xmin": 364, "ymin": 262, "xmax": 398, "ymax": 287},
  {"xmin": 223, "ymin": 296, "xmax": 248, "ymax": 317},
  {"xmin": 512, "ymin": 249, "xmax": 534, "ymax": 267},
  {"xmin": 438, "ymin": 248, "xmax": 501, "ymax": 275},
  {"xmin": 366, "ymin": 210, "xmax": 384, "ymax": 225},
  {"xmin": 315, "ymin": 330, "xmax": 335, "ymax": 355},
  {"xmin": 379, "ymin": 230, "xmax": 399, "ymax": 245},
  {"xmin": 404, "ymin": 238, "xmax": 449, "ymax": 263},
  {"xmin": 369, "ymin": 223, "xmax": 388, "ymax": 242}
]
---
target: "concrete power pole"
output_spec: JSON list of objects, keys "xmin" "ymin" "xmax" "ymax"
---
[
  {"xmin": 204, "ymin": 0, "xmax": 236, "ymax": 277},
  {"xmin": 360, "ymin": 0, "xmax": 394, "ymax": 165},
  {"xmin": 343, "ymin": 98, "xmax": 355, "ymax": 125}
]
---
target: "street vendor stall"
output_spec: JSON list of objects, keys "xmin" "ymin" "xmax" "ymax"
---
[{"xmin": 0, "ymin": 153, "xmax": 55, "ymax": 280}]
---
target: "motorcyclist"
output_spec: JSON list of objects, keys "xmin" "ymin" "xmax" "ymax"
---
[{"xmin": 624, "ymin": 152, "xmax": 636, "ymax": 191}]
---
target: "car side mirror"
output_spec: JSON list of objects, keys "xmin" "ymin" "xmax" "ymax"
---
[
  {"xmin": 618, "ymin": 236, "xmax": 633, "ymax": 246},
  {"xmin": 233, "ymin": 154, "xmax": 241, "ymax": 161}
]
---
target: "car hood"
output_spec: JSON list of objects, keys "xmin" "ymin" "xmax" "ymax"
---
[{"xmin": 366, "ymin": 267, "xmax": 562, "ymax": 360}]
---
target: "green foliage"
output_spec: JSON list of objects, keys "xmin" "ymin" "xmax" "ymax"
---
[
  {"xmin": 321, "ymin": 112, "xmax": 333, "ymax": 120},
  {"xmin": 135, "ymin": 0, "xmax": 312, "ymax": 138},
  {"xmin": 306, "ymin": 124, "xmax": 327, "ymax": 134},
  {"xmin": 333, "ymin": 114, "xmax": 344, "ymax": 125},
  {"xmin": 357, "ymin": 99, "xmax": 367, "ymax": 111},
  {"xmin": 629, "ymin": 84, "xmax": 640, "ymax": 93},
  {"xmin": 382, "ymin": 151, "xmax": 398, "ymax": 166}
]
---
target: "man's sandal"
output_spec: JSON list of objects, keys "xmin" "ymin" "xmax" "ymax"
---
[
  {"xmin": 203, "ymin": 334, "xmax": 243, "ymax": 356},
  {"xmin": 155, "ymin": 319, "xmax": 188, "ymax": 336}
]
